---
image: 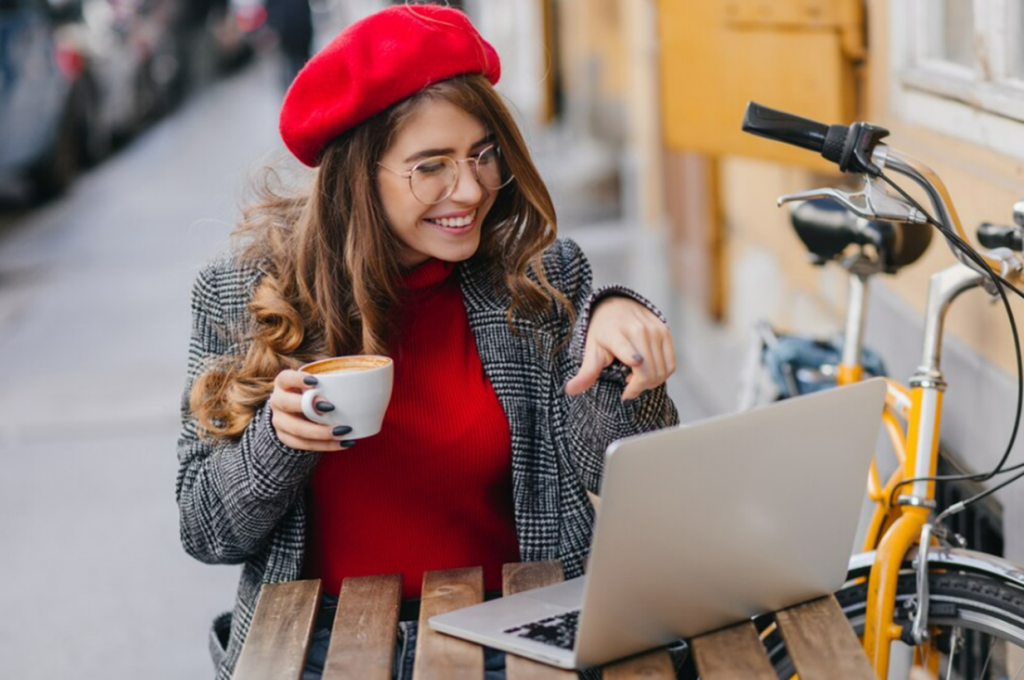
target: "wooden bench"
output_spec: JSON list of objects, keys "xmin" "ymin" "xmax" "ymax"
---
[{"xmin": 232, "ymin": 561, "xmax": 875, "ymax": 679}]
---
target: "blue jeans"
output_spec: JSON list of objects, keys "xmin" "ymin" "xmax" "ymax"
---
[{"xmin": 301, "ymin": 595, "xmax": 507, "ymax": 680}]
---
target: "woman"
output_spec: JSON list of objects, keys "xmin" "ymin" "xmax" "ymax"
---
[{"xmin": 176, "ymin": 5, "xmax": 680, "ymax": 680}]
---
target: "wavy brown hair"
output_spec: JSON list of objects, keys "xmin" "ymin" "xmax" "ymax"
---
[{"xmin": 191, "ymin": 75, "xmax": 573, "ymax": 440}]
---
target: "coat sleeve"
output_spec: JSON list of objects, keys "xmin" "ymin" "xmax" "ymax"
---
[
  {"xmin": 551, "ymin": 239, "xmax": 680, "ymax": 495},
  {"xmin": 175, "ymin": 260, "xmax": 320, "ymax": 565}
]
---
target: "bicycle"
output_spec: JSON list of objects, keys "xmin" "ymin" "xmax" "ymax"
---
[
  {"xmin": 735, "ymin": 197, "xmax": 920, "ymax": 410},
  {"xmin": 740, "ymin": 102, "xmax": 1024, "ymax": 680}
]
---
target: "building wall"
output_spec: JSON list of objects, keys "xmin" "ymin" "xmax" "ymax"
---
[{"xmin": 655, "ymin": 0, "xmax": 1024, "ymax": 560}]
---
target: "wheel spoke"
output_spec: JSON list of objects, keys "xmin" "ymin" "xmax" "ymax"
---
[{"xmin": 945, "ymin": 626, "xmax": 960, "ymax": 680}]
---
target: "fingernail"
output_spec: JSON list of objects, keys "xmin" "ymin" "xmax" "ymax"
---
[
  {"xmin": 632, "ymin": 353, "xmax": 644, "ymax": 364},
  {"xmin": 303, "ymin": 375, "xmax": 318, "ymax": 386},
  {"xmin": 559, "ymin": 381, "xmax": 568, "ymax": 395},
  {"xmin": 332, "ymin": 425, "xmax": 352, "ymax": 436},
  {"xmin": 339, "ymin": 440, "xmax": 356, "ymax": 448},
  {"xmin": 315, "ymin": 401, "xmax": 335, "ymax": 412}
]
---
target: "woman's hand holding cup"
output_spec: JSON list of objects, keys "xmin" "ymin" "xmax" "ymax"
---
[
  {"xmin": 269, "ymin": 355, "xmax": 394, "ymax": 452},
  {"xmin": 268, "ymin": 370, "xmax": 358, "ymax": 451}
]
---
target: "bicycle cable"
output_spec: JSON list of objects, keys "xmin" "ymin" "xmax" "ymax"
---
[{"xmin": 877, "ymin": 172, "xmax": 1024, "ymax": 519}]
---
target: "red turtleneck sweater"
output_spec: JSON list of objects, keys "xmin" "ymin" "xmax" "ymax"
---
[{"xmin": 303, "ymin": 259, "xmax": 521, "ymax": 598}]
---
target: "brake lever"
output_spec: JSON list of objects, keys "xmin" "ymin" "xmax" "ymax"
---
[
  {"xmin": 777, "ymin": 178, "xmax": 928, "ymax": 224},
  {"xmin": 978, "ymin": 246, "xmax": 1024, "ymax": 291}
]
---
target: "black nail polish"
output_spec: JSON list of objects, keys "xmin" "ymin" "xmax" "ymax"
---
[
  {"xmin": 332, "ymin": 425, "xmax": 352, "ymax": 436},
  {"xmin": 339, "ymin": 440, "xmax": 356, "ymax": 448},
  {"xmin": 315, "ymin": 401, "xmax": 335, "ymax": 412},
  {"xmin": 303, "ymin": 375, "xmax": 318, "ymax": 386},
  {"xmin": 632, "ymin": 353, "xmax": 644, "ymax": 364}
]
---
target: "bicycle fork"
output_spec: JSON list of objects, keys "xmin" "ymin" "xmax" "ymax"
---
[
  {"xmin": 864, "ymin": 381, "xmax": 942, "ymax": 676},
  {"xmin": 863, "ymin": 264, "xmax": 984, "ymax": 677}
]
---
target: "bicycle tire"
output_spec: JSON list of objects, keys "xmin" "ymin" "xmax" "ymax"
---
[{"xmin": 763, "ymin": 569, "xmax": 1024, "ymax": 679}]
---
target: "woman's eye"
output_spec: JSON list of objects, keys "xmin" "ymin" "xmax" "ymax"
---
[
  {"xmin": 477, "ymin": 148, "xmax": 498, "ymax": 165},
  {"xmin": 416, "ymin": 163, "xmax": 447, "ymax": 176}
]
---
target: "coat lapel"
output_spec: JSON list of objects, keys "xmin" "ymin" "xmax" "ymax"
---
[{"xmin": 457, "ymin": 260, "xmax": 561, "ymax": 562}]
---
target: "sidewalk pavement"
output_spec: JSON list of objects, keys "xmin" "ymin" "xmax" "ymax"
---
[{"xmin": 0, "ymin": 58, "xmax": 283, "ymax": 680}]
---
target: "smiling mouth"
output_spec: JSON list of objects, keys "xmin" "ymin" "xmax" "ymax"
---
[{"xmin": 424, "ymin": 210, "xmax": 477, "ymax": 229}]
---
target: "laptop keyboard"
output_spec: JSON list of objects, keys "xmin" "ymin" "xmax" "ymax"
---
[{"xmin": 503, "ymin": 609, "xmax": 581, "ymax": 650}]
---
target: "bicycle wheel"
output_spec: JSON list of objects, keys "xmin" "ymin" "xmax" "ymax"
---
[{"xmin": 763, "ymin": 569, "xmax": 1024, "ymax": 679}]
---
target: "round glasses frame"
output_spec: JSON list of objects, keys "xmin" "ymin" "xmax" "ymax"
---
[{"xmin": 377, "ymin": 144, "xmax": 515, "ymax": 205}]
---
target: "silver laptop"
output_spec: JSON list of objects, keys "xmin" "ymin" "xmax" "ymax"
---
[{"xmin": 429, "ymin": 379, "xmax": 886, "ymax": 669}]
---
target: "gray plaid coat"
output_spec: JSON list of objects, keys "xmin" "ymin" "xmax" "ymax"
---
[{"xmin": 176, "ymin": 238, "xmax": 680, "ymax": 679}]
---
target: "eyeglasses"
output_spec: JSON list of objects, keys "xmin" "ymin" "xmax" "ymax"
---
[{"xmin": 378, "ymin": 145, "xmax": 514, "ymax": 205}]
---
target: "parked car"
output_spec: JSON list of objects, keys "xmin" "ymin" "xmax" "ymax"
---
[
  {"xmin": 51, "ymin": 0, "xmax": 185, "ymax": 163},
  {"xmin": 0, "ymin": 0, "xmax": 87, "ymax": 199},
  {"xmin": 173, "ymin": 0, "xmax": 257, "ymax": 96}
]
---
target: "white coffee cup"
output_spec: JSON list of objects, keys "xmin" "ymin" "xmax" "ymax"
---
[{"xmin": 299, "ymin": 355, "xmax": 394, "ymax": 439}]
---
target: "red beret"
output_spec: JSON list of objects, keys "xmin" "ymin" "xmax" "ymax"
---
[{"xmin": 279, "ymin": 5, "xmax": 501, "ymax": 167}]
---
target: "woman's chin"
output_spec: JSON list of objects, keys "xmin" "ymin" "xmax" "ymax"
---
[{"xmin": 426, "ymin": 236, "xmax": 482, "ymax": 263}]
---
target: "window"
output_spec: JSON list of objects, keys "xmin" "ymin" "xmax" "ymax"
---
[
  {"xmin": 893, "ymin": 0, "xmax": 1024, "ymax": 150},
  {"xmin": 919, "ymin": 0, "xmax": 974, "ymax": 70}
]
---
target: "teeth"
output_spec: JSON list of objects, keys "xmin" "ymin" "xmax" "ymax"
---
[{"xmin": 428, "ymin": 211, "xmax": 476, "ymax": 228}]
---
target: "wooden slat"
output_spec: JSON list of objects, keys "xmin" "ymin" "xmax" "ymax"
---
[
  {"xmin": 502, "ymin": 562, "xmax": 576, "ymax": 680},
  {"xmin": 775, "ymin": 595, "xmax": 875, "ymax": 680},
  {"xmin": 603, "ymin": 651, "xmax": 676, "ymax": 679},
  {"xmin": 233, "ymin": 579, "xmax": 322, "ymax": 680},
  {"xmin": 413, "ymin": 567, "xmax": 484, "ymax": 680},
  {"xmin": 690, "ymin": 621, "xmax": 776, "ymax": 680},
  {"xmin": 322, "ymin": 574, "xmax": 403, "ymax": 680},
  {"xmin": 502, "ymin": 561, "xmax": 565, "ymax": 597}
]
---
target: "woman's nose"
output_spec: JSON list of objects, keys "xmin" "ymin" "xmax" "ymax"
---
[{"xmin": 449, "ymin": 159, "xmax": 485, "ymax": 204}]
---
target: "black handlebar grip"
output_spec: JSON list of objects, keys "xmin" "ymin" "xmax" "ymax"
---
[
  {"xmin": 742, "ymin": 102, "xmax": 831, "ymax": 153},
  {"xmin": 821, "ymin": 125, "xmax": 850, "ymax": 164}
]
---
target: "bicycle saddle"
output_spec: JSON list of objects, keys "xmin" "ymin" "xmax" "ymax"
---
[{"xmin": 790, "ymin": 199, "xmax": 932, "ymax": 273}]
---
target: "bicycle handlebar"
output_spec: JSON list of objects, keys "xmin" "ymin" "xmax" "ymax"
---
[
  {"xmin": 741, "ymin": 102, "xmax": 1015, "ymax": 284},
  {"xmin": 742, "ymin": 102, "xmax": 890, "ymax": 176}
]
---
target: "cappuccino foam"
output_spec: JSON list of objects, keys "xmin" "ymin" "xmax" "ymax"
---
[{"xmin": 303, "ymin": 355, "xmax": 391, "ymax": 375}]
